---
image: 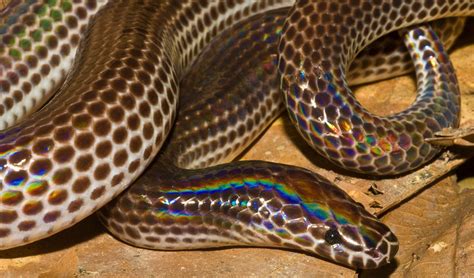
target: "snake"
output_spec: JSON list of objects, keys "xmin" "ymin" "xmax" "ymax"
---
[{"xmin": 0, "ymin": 0, "xmax": 472, "ymax": 270}]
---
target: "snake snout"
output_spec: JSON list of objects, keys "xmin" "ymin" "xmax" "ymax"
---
[
  {"xmin": 352, "ymin": 231, "xmax": 399, "ymax": 269},
  {"xmin": 321, "ymin": 207, "xmax": 399, "ymax": 269},
  {"xmin": 378, "ymin": 231, "xmax": 399, "ymax": 264}
]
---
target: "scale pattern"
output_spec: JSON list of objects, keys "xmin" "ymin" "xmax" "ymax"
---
[
  {"xmin": 100, "ymin": 9, "xmax": 462, "ymax": 269},
  {"xmin": 101, "ymin": 161, "xmax": 398, "ymax": 269},
  {"xmin": 0, "ymin": 0, "xmax": 107, "ymax": 129},
  {"xmin": 0, "ymin": 0, "xmax": 293, "ymax": 250},
  {"xmin": 0, "ymin": 0, "xmax": 472, "ymax": 270},
  {"xmin": 164, "ymin": 9, "xmax": 465, "ymax": 170},
  {"xmin": 279, "ymin": 0, "xmax": 474, "ymax": 175}
]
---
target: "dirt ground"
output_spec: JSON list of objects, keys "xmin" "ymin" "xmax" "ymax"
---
[{"xmin": 0, "ymin": 19, "xmax": 473, "ymax": 278}]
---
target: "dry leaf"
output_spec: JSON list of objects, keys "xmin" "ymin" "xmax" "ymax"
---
[
  {"xmin": 360, "ymin": 177, "xmax": 474, "ymax": 277},
  {"xmin": 0, "ymin": 0, "xmax": 11, "ymax": 10},
  {"xmin": 425, "ymin": 127, "xmax": 474, "ymax": 148}
]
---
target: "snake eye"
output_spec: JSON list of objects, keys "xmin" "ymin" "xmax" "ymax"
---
[{"xmin": 324, "ymin": 228, "xmax": 342, "ymax": 245}]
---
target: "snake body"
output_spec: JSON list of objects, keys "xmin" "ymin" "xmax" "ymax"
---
[
  {"xmin": 0, "ymin": 0, "xmax": 472, "ymax": 269},
  {"xmin": 279, "ymin": 1, "xmax": 473, "ymax": 175},
  {"xmin": 99, "ymin": 8, "xmax": 464, "ymax": 268}
]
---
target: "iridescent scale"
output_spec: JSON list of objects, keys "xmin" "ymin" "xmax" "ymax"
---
[
  {"xmin": 0, "ymin": 0, "xmax": 107, "ymax": 129},
  {"xmin": 0, "ymin": 0, "xmax": 472, "ymax": 270},
  {"xmin": 278, "ymin": 1, "xmax": 474, "ymax": 175}
]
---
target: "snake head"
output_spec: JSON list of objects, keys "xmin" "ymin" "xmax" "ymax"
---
[
  {"xmin": 307, "ymin": 201, "xmax": 399, "ymax": 269},
  {"xmin": 279, "ymin": 169, "xmax": 399, "ymax": 269}
]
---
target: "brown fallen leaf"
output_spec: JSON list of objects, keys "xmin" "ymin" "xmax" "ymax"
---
[
  {"xmin": 425, "ymin": 127, "xmax": 474, "ymax": 148},
  {"xmin": 360, "ymin": 177, "xmax": 474, "ymax": 277},
  {"xmin": 0, "ymin": 0, "xmax": 10, "ymax": 10}
]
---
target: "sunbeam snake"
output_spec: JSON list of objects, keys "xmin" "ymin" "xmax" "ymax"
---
[{"xmin": 0, "ymin": 0, "xmax": 473, "ymax": 269}]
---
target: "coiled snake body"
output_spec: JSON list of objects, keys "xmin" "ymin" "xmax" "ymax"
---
[{"xmin": 0, "ymin": 0, "xmax": 473, "ymax": 269}]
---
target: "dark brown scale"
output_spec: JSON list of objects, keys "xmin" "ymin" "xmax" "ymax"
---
[
  {"xmin": 52, "ymin": 168, "xmax": 73, "ymax": 185},
  {"xmin": 1, "ymin": 190, "xmax": 23, "ymax": 206},
  {"xmin": 53, "ymin": 146, "xmax": 75, "ymax": 163},
  {"xmin": 75, "ymin": 154, "xmax": 93, "ymax": 172},
  {"xmin": 128, "ymin": 160, "xmax": 140, "ymax": 173},
  {"xmin": 46, "ymin": 36, "xmax": 59, "ymax": 49},
  {"xmin": 91, "ymin": 186, "xmax": 106, "ymax": 200},
  {"xmin": 95, "ymin": 141, "xmax": 112, "ymax": 158},
  {"xmin": 0, "ymin": 210, "xmax": 18, "ymax": 224},
  {"xmin": 94, "ymin": 164, "xmax": 111, "ymax": 181},
  {"xmin": 74, "ymin": 132, "xmax": 95, "ymax": 149},
  {"xmin": 26, "ymin": 181, "xmax": 49, "ymax": 197},
  {"xmin": 8, "ymin": 149, "xmax": 32, "ymax": 166},
  {"xmin": 87, "ymin": 101, "xmax": 106, "ymax": 117},
  {"xmin": 4, "ymin": 170, "xmax": 28, "ymax": 187},
  {"xmin": 113, "ymin": 150, "xmax": 129, "ymax": 167},
  {"xmin": 109, "ymin": 222, "xmax": 124, "ymax": 234},
  {"xmin": 129, "ymin": 136, "xmax": 143, "ymax": 153},
  {"xmin": 35, "ymin": 46, "xmax": 48, "ymax": 59},
  {"xmin": 22, "ymin": 201, "xmax": 43, "ymax": 215},
  {"xmin": 68, "ymin": 199, "xmax": 84, "ymax": 213},
  {"xmin": 3, "ymin": 98, "xmax": 14, "ymax": 110},
  {"xmin": 111, "ymin": 173, "xmax": 124, "ymax": 187},
  {"xmin": 29, "ymin": 159, "xmax": 53, "ymax": 176},
  {"xmin": 93, "ymin": 119, "xmax": 112, "ymax": 137},
  {"xmin": 34, "ymin": 124, "xmax": 55, "ymax": 137},
  {"xmin": 0, "ymin": 229, "xmax": 11, "ymax": 238},
  {"xmin": 271, "ymin": 214, "xmax": 285, "ymax": 227},
  {"xmin": 48, "ymin": 189, "xmax": 68, "ymax": 205},
  {"xmin": 107, "ymin": 106, "xmax": 125, "ymax": 123},
  {"xmin": 127, "ymin": 114, "xmax": 140, "ymax": 130},
  {"xmin": 43, "ymin": 211, "xmax": 61, "ymax": 223},
  {"xmin": 112, "ymin": 127, "xmax": 128, "ymax": 144},
  {"xmin": 18, "ymin": 221, "xmax": 36, "ymax": 231},
  {"xmin": 54, "ymin": 113, "xmax": 73, "ymax": 126},
  {"xmin": 60, "ymin": 44, "xmax": 71, "ymax": 56}
]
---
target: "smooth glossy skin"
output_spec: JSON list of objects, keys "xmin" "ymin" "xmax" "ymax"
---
[
  {"xmin": 279, "ymin": 0, "xmax": 474, "ymax": 175},
  {"xmin": 98, "ymin": 8, "xmax": 461, "ymax": 268},
  {"xmin": 0, "ymin": 0, "xmax": 471, "ymax": 269},
  {"xmin": 101, "ymin": 161, "xmax": 398, "ymax": 269},
  {"xmin": 100, "ymin": 10, "xmax": 400, "ymax": 268},
  {"xmin": 0, "ymin": 0, "xmax": 108, "ymax": 129},
  {"xmin": 0, "ymin": 0, "xmax": 301, "ymax": 250},
  {"xmin": 160, "ymin": 9, "xmax": 466, "ymax": 170}
]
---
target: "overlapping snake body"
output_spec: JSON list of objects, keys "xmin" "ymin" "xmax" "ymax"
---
[
  {"xmin": 0, "ymin": 0, "xmax": 293, "ymax": 249},
  {"xmin": 0, "ymin": 0, "xmax": 473, "ymax": 270}
]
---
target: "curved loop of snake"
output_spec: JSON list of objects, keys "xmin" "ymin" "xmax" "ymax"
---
[
  {"xmin": 0, "ymin": 0, "xmax": 472, "ymax": 269},
  {"xmin": 279, "ymin": 1, "xmax": 473, "ymax": 175}
]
